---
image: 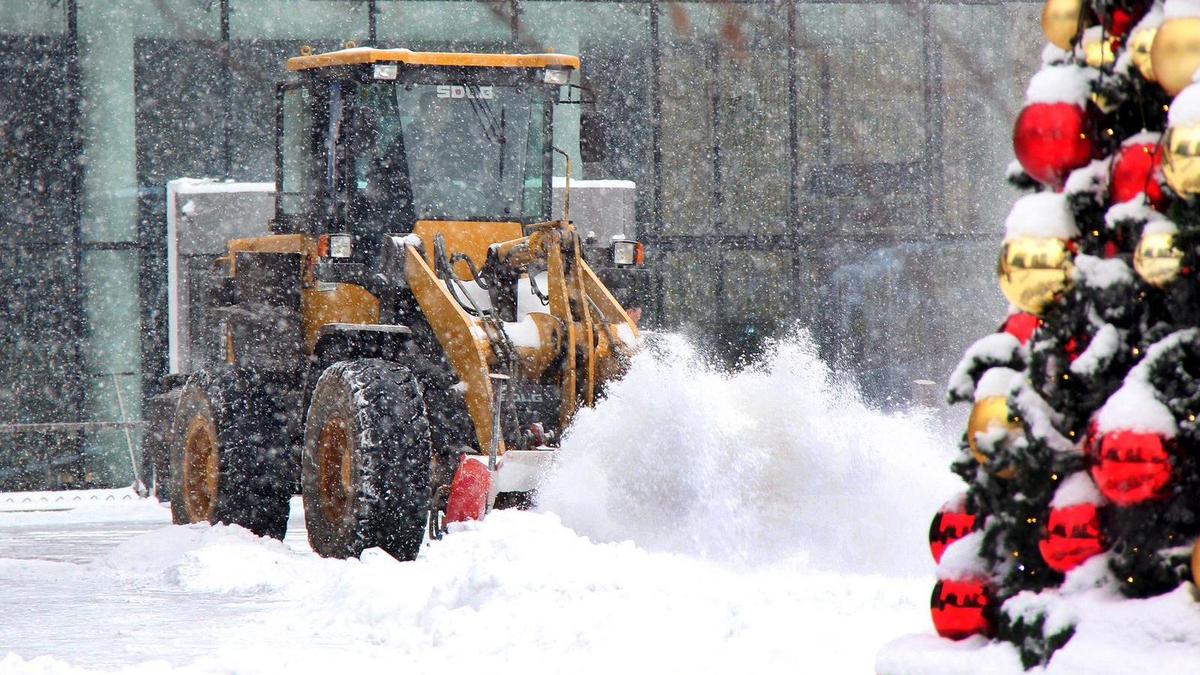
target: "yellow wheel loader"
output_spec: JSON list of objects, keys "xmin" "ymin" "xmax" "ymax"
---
[{"xmin": 156, "ymin": 47, "xmax": 642, "ymax": 560}]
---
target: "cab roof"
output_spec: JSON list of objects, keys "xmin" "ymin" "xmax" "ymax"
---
[{"xmin": 287, "ymin": 47, "xmax": 580, "ymax": 72}]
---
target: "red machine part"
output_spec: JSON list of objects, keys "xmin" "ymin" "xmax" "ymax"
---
[{"xmin": 444, "ymin": 457, "xmax": 492, "ymax": 524}]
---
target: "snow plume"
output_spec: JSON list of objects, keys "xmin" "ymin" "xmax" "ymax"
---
[{"xmin": 535, "ymin": 329, "xmax": 960, "ymax": 573}]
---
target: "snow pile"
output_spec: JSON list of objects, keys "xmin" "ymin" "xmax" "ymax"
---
[
  {"xmin": 1004, "ymin": 193, "xmax": 1079, "ymax": 241},
  {"xmin": 1095, "ymin": 382, "xmax": 1176, "ymax": 436},
  {"xmin": 1050, "ymin": 472, "xmax": 1104, "ymax": 508},
  {"xmin": 1069, "ymin": 323, "xmax": 1119, "ymax": 376},
  {"xmin": 1137, "ymin": 1, "xmax": 1166, "ymax": 28},
  {"xmin": 974, "ymin": 367, "xmax": 1022, "ymax": 402},
  {"xmin": 881, "ymin": 555, "xmax": 1200, "ymax": 673},
  {"xmin": 1122, "ymin": 130, "xmax": 1163, "ymax": 148},
  {"xmin": 1012, "ymin": 379, "xmax": 1076, "ymax": 454},
  {"xmin": 1106, "ymin": 198, "xmax": 1161, "ymax": 227},
  {"xmin": 1025, "ymin": 66, "xmax": 1095, "ymax": 106},
  {"xmin": 1164, "ymin": 0, "xmax": 1200, "ymax": 19},
  {"xmin": 1169, "ymin": 83, "xmax": 1200, "ymax": 127},
  {"xmin": 1064, "ymin": 159, "xmax": 1110, "ymax": 201},
  {"xmin": 536, "ymin": 330, "xmax": 960, "ymax": 573},
  {"xmin": 1074, "ymin": 254, "xmax": 1134, "ymax": 289},
  {"xmin": 1145, "ymin": 217, "xmax": 1179, "ymax": 236},
  {"xmin": 3, "ymin": 507, "xmax": 935, "ymax": 675},
  {"xmin": 935, "ymin": 531, "xmax": 989, "ymax": 581},
  {"xmin": 1094, "ymin": 329, "xmax": 1196, "ymax": 435},
  {"xmin": 947, "ymin": 333, "xmax": 1025, "ymax": 403}
]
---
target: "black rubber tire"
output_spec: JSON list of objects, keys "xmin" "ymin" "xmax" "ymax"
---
[
  {"xmin": 141, "ymin": 388, "xmax": 182, "ymax": 502},
  {"xmin": 302, "ymin": 359, "xmax": 432, "ymax": 560},
  {"xmin": 167, "ymin": 368, "xmax": 293, "ymax": 539}
]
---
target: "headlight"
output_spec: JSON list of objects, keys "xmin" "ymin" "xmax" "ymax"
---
[
  {"xmin": 330, "ymin": 234, "xmax": 352, "ymax": 258},
  {"xmin": 320, "ymin": 234, "xmax": 353, "ymax": 258},
  {"xmin": 543, "ymin": 68, "xmax": 570, "ymax": 85},
  {"xmin": 612, "ymin": 239, "xmax": 643, "ymax": 266}
]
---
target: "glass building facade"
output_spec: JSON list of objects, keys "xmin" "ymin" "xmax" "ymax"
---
[{"xmin": 0, "ymin": 0, "xmax": 1040, "ymax": 489}]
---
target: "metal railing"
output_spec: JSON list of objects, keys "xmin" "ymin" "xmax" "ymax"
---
[{"xmin": 0, "ymin": 373, "xmax": 148, "ymax": 495}]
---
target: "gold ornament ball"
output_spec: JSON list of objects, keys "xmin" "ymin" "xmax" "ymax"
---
[
  {"xmin": 967, "ymin": 396, "xmax": 1021, "ymax": 479},
  {"xmin": 1151, "ymin": 17, "xmax": 1200, "ymax": 96},
  {"xmin": 1042, "ymin": 0, "xmax": 1085, "ymax": 50},
  {"xmin": 1163, "ymin": 120, "xmax": 1200, "ymax": 196},
  {"xmin": 1135, "ymin": 231, "xmax": 1184, "ymax": 287},
  {"xmin": 998, "ymin": 237, "xmax": 1075, "ymax": 315},
  {"xmin": 1130, "ymin": 26, "xmax": 1158, "ymax": 81},
  {"xmin": 1083, "ymin": 32, "xmax": 1116, "ymax": 69}
]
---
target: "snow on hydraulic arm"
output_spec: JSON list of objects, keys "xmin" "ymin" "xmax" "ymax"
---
[{"xmin": 156, "ymin": 47, "xmax": 642, "ymax": 560}]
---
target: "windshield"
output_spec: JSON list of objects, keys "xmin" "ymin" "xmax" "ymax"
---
[{"xmin": 348, "ymin": 81, "xmax": 548, "ymax": 228}]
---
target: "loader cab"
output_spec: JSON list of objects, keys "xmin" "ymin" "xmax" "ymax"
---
[{"xmin": 273, "ymin": 48, "xmax": 577, "ymax": 262}]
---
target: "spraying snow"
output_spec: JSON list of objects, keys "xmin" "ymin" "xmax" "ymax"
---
[{"xmin": 537, "ymin": 329, "xmax": 961, "ymax": 574}]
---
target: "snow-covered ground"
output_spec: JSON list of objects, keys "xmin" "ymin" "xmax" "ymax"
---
[{"xmin": 1, "ymin": 332, "xmax": 964, "ymax": 674}]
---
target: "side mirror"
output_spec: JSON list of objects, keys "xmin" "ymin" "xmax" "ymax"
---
[{"xmin": 580, "ymin": 109, "xmax": 608, "ymax": 164}]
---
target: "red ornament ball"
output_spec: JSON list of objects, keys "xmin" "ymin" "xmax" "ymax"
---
[
  {"xmin": 1108, "ymin": 7, "xmax": 1138, "ymax": 40},
  {"xmin": 929, "ymin": 496, "xmax": 978, "ymax": 564},
  {"xmin": 1001, "ymin": 312, "xmax": 1039, "ymax": 346},
  {"xmin": 1088, "ymin": 430, "xmax": 1174, "ymax": 506},
  {"xmin": 1013, "ymin": 102, "xmax": 1096, "ymax": 190},
  {"xmin": 1110, "ymin": 142, "xmax": 1166, "ymax": 210},
  {"xmin": 931, "ymin": 579, "xmax": 992, "ymax": 640},
  {"xmin": 1038, "ymin": 503, "xmax": 1105, "ymax": 573}
]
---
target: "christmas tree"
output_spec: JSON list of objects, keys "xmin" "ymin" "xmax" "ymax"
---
[{"xmin": 932, "ymin": 0, "xmax": 1200, "ymax": 666}]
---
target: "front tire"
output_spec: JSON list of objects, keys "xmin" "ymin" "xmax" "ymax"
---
[
  {"xmin": 167, "ymin": 368, "xmax": 293, "ymax": 539},
  {"xmin": 302, "ymin": 359, "xmax": 432, "ymax": 560}
]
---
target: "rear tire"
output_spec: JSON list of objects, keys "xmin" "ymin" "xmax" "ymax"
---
[
  {"xmin": 302, "ymin": 359, "xmax": 432, "ymax": 560},
  {"xmin": 168, "ymin": 368, "xmax": 293, "ymax": 539}
]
